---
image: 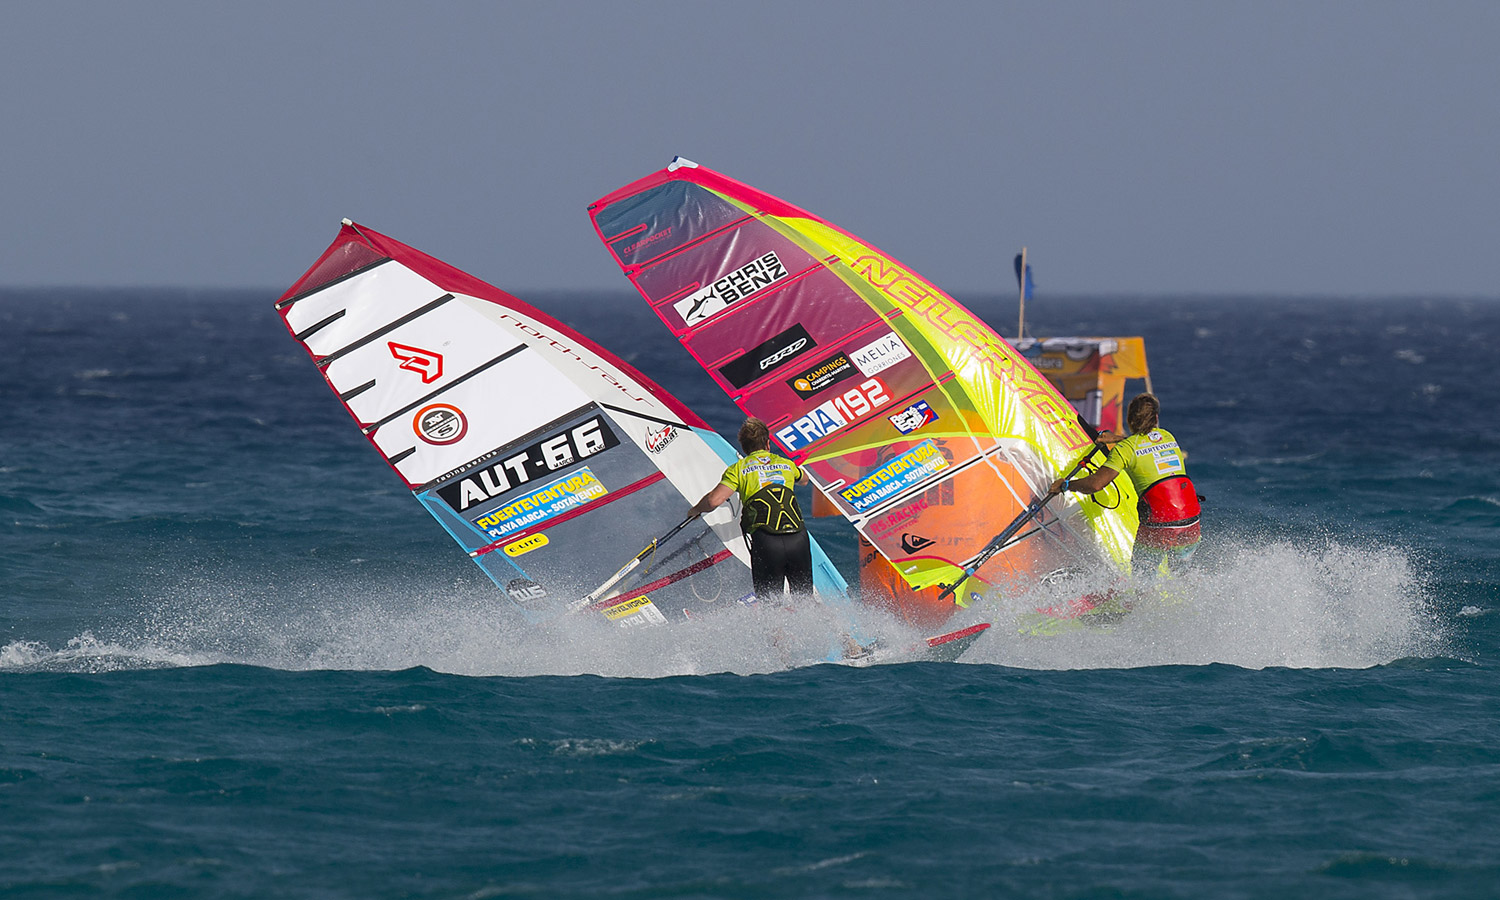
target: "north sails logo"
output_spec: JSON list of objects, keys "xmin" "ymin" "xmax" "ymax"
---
[
  {"xmin": 389, "ymin": 342, "xmax": 443, "ymax": 383},
  {"xmin": 413, "ymin": 403, "xmax": 467, "ymax": 445}
]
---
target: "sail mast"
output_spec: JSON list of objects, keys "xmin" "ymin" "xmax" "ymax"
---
[{"xmin": 1016, "ymin": 246, "xmax": 1029, "ymax": 340}]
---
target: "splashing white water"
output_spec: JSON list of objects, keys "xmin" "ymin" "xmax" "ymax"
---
[
  {"xmin": 964, "ymin": 538, "xmax": 1445, "ymax": 670},
  {"xmin": 1, "ymin": 537, "xmax": 1446, "ymax": 676}
]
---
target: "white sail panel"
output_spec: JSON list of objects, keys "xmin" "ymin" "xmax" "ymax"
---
[{"xmin": 283, "ymin": 261, "xmax": 441, "ymax": 357}]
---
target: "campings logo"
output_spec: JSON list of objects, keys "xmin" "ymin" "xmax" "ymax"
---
[
  {"xmin": 413, "ymin": 403, "xmax": 468, "ymax": 445},
  {"xmin": 787, "ymin": 351, "xmax": 858, "ymax": 399},
  {"xmin": 718, "ymin": 324, "xmax": 816, "ymax": 389}
]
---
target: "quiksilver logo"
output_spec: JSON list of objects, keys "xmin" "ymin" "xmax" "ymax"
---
[
  {"xmin": 760, "ymin": 338, "xmax": 808, "ymax": 370},
  {"xmin": 901, "ymin": 533, "xmax": 936, "ymax": 554}
]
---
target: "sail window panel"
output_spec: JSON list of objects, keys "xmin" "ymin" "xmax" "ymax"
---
[
  {"xmin": 804, "ymin": 424, "xmax": 1002, "ymax": 519},
  {"xmin": 322, "ymin": 298, "xmax": 526, "ymax": 425},
  {"xmin": 470, "ymin": 476, "xmax": 747, "ymax": 607},
  {"xmin": 632, "ymin": 219, "xmax": 821, "ymax": 326},
  {"xmin": 285, "ymin": 264, "xmax": 448, "ymax": 358},
  {"xmin": 371, "ymin": 350, "xmax": 594, "ymax": 487},
  {"xmin": 598, "ymin": 180, "xmax": 750, "ymax": 270},
  {"xmin": 684, "ymin": 266, "xmax": 885, "ymax": 388},
  {"xmin": 858, "ymin": 460, "xmax": 1035, "ymax": 571}
]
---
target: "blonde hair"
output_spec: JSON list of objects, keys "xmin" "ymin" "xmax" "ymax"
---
[
  {"xmin": 1126, "ymin": 393, "xmax": 1161, "ymax": 435},
  {"xmin": 738, "ymin": 417, "xmax": 770, "ymax": 454}
]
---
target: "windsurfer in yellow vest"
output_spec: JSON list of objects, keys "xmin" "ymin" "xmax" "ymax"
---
[
  {"xmin": 1050, "ymin": 393, "xmax": 1202, "ymax": 576},
  {"xmin": 690, "ymin": 417, "xmax": 814, "ymax": 599}
]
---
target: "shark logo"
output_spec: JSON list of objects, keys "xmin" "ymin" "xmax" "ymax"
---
[
  {"xmin": 388, "ymin": 342, "xmax": 444, "ymax": 383},
  {"xmin": 900, "ymin": 533, "xmax": 935, "ymax": 554}
]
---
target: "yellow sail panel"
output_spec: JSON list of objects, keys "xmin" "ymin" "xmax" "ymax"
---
[{"xmin": 768, "ymin": 218, "xmax": 1139, "ymax": 581}]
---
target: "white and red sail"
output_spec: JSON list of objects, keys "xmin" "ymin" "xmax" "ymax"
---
[{"xmin": 276, "ymin": 220, "xmax": 847, "ymax": 624}]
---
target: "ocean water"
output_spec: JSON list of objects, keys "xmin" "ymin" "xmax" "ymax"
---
[{"xmin": 2, "ymin": 289, "xmax": 1498, "ymax": 898}]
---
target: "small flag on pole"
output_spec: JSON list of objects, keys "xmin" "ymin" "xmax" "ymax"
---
[{"xmin": 1013, "ymin": 253, "xmax": 1034, "ymax": 301}]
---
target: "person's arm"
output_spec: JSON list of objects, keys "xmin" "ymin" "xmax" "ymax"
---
[
  {"xmin": 690, "ymin": 483, "xmax": 735, "ymax": 516},
  {"xmin": 1049, "ymin": 466, "xmax": 1119, "ymax": 496}
]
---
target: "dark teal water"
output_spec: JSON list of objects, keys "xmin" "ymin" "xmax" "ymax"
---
[{"xmin": 3, "ymin": 291, "xmax": 1498, "ymax": 898}]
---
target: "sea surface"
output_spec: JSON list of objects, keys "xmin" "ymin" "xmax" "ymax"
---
[{"xmin": 2, "ymin": 288, "xmax": 1498, "ymax": 898}]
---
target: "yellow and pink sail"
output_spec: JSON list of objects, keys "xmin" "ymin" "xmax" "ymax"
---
[{"xmin": 589, "ymin": 159, "xmax": 1138, "ymax": 613}]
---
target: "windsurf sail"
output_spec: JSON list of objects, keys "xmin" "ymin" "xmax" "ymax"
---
[
  {"xmin": 588, "ymin": 159, "xmax": 1137, "ymax": 612},
  {"xmin": 275, "ymin": 220, "xmax": 847, "ymax": 626}
]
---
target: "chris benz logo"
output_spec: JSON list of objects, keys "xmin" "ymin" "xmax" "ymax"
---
[{"xmin": 673, "ymin": 251, "xmax": 789, "ymax": 326}]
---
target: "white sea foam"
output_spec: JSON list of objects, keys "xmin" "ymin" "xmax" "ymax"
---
[
  {"xmin": 3, "ymin": 536, "xmax": 1447, "ymax": 677},
  {"xmin": 0, "ymin": 631, "xmax": 217, "ymax": 673},
  {"xmin": 962, "ymin": 536, "xmax": 1446, "ymax": 670},
  {"xmin": 39, "ymin": 576, "xmax": 897, "ymax": 678}
]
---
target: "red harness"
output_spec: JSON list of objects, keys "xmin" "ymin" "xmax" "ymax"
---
[{"xmin": 1137, "ymin": 475, "xmax": 1201, "ymax": 548}]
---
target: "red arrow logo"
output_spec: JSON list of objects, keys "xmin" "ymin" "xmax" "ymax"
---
[{"xmin": 388, "ymin": 342, "xmax": 443, "ymax": 383}]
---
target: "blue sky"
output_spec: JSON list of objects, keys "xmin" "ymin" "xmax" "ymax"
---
[{"xmin": 2, "ymin": 1, "xmax": 1496, "ymax": 295}]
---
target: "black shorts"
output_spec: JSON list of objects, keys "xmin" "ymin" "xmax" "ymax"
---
[{"xmin": 748, "ymin": 529, "xmax": 814, "ymax": 599}]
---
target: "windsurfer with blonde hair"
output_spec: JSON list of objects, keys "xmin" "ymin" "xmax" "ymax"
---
[
  {"xmin": 1050, "ymin": 393, "xmax": 1202, "ymax": 575},
  {"xmin": 690, "ymin": 416, "xmax": 813, "ymax": 599}
]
